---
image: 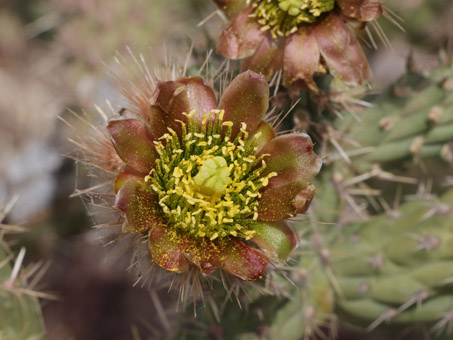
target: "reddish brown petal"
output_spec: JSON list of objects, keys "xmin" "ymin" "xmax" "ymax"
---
[
  {"xmin": 152, "ymin": 81, "xmax": 184, "ymax": 136},
  {"xmin": 107, "ymin": 119, "xmax": 157, "ymax": 173},
  {"xmin": 149, "ymin": 226, "xmax": 224, "ymax": 275},
  {"xmin": 294, "ymin": 183, "xmax": 317, "ymax": 214},
  {"xmin": 257, "ymin": 180, "xmax": 308, "ymax": 221},
  {"xmin": 219, "ymin": 70, "xmax": 269, "ymax": 138},
  {"xmin": 184, "ymin": 239, "xmax": 224, "ymax": 275},
  {"xmin": 113, "ymin": 166, "xmax": 144, "ymax": 193},
  {"xmin": 248, "ymin": 121, "xmax": 276, "ymax": 154},
  {"xmin": 257, "ymin": 133, "xmax": 322, "ymax": 186},
  {"xmin": 315, "ymin": 12, "xmax": 372, "ymax": 86},
  {"xmin": 216, "ymin": 7, "xmax": 267, "ymax": 59},
  {"xmin": 241, "ymin": 35, "xmax": 284, "ymax": 80},
  {"xmin": 338, "ymin": 0, "xmax": 383, "ymax": 21},
  {"xmin": 115, "ymin": 179, "xmax": 165, "ymax": 233},
  {"xmin": 148, "ymin": 225, "xmax": 190, "ymax": 273},
  {"xmin": 222, "ymin": 238, "xmax": 269, "ymax": 281},
  {"xmin": 252, "ymin": 221, "xmax": 298, "ymax": 262},
  {"xmin": 283, "ymin": 26, "xmax": 320, "ymax": 92},
  {"xmin": 154, "ymin": 77, "xmax": 217, "ymax": 135},
  {"xmin": 149, "ymin": 105, "xmax": 168, "ymax": 141},
  {"xmin": 213, "ymin": 0, "xmax": 248, "ymax": 18}
]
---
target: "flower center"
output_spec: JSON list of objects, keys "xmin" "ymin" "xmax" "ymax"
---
[
  {"xmin": 250, "ymin": 0, "xmax": 335, "ymax": 38},
  {"xmin": 145, "ymin": 110, "xmax": 276, "ymax": 241}
]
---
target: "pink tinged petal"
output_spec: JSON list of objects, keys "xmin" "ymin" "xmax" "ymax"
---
[
  {"xmin": 115, "ymin": 180, "xmax": 165, "ymax": 233},
  {"xmin": 114, "ymin": 166, "xmax": 145, "ymax": 193},
  {"xmin": 219, "ymin": 70, "xmax": 269, "ymax": 138},
  {"xmin": 252, "ymin": 221, "xmax": 298, "ymax": 262},
  {"xmin": 148, "ymin": 225, "xmax": 190, "ymax": 273},
  {"xmin": 177, "ymin": 77, "xmax": 217, "ymax": 122},
  {"xmin": 257, "ymin": 180, "xmax": 308, "ymax": 221},
  {"xmin": 337, "ymin": 0, "xmax": 383, "ymax": 21},
  {"xmin": 294, "ymin": 183, "xmax": 317, "ymax": 214},
  {"xmin": 359, "ymin": 1, "xmax": 383, "ymax": 21},
  {"xmin": 248, "ymin": 121, "xmax": 276, "ymax": 154},
  {"xmin": 315, "ymin": 12, "xmax": 372, "ymax": 87},
  {"xmin": 241, "ymin": 35, "xmax": 284, "ymax": 80},
  {"xmin": 283, "ymin": 26, "xmax": 320, "ymax": 92},
  {"xmin": 222, "ymin": 238, "xmax": 269, "ymax": 281},
  {"xmin": 257, "ymin": 133, "xmax": 322, "ymax": 186},
  {"xmin": 107, "ymin": 119, "xmax": 157, "ymax": 173},
  {"xmin": 213, "ymin": 0, "xmax": 249, "ymax": 18},
  {"xmin": 153, "ymin": 80, "xmax": 183, "ymax": 113},
  {"xmin": 154, "ymin": 77, "xmax": 217, "ymax": 135},
  {"xmin": 216, "ymin": 7, "xmax": 267, "ymax": 59}
]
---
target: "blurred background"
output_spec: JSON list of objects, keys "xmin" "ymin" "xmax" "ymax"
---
[{"xmin": 0, "ymin": 0, "xmax": 452, "ymax": 339}]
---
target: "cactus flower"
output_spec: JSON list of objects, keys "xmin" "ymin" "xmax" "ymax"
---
[
  {"xmin": 109, "ymin": 70, "xmax": 321, "ymax": 281},
  {"xmin": 214, "ymin": 0, "xmax": 383, "ymax": 91}
]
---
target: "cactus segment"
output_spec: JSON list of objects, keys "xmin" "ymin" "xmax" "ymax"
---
[
  {"xmin": 336, "ymin": 65, "xmax": 453, "ymax": 172},
  {"xmin": 331, "ymin": 189, "xmax": 453, "ymax": 332},
  {"xmin": 0, "ymin": 243, "xmax": 45, "ymax": 339}
]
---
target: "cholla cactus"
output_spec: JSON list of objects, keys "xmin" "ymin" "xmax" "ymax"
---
[
  {"xmin": 57, "ymin": 0, "xmax": 453, "ymax": 338},
  {"xmin": 213, "ymin": 0, "xmax": 385, "ymax": 91},
  {"xmin": 72, "ymin": 60, "xmax": 321, "ymax": 288}
]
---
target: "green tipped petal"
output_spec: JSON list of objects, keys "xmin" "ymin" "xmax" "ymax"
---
[
  {"xmin": 115, "ymin": 180, "xmax": 165, "ymax": 233},
  {"xmin": 252, "ymin": 221, "xmax": 298, "ymax": 262},
  {"xmin": 219, "ymin": 70, "xmax": 269, "ymax": 138},
  {"xmin": 107, "ymin": 119, "xmax": 157, "ymax": 173},
  {"xmin": 113, "ymin": 166, "xmax": 145, "ymax": 193},
  {"xmin": 256, "ymin": 134, "xmax": 320, "ymax": 220},
  {"xmin": 222, "ymin": 238, "xmax": 269, "ymax": 281},
  {"xmin": 248, "ymin": 121, "xmax": 276, "ymax": 153},
  {"xmin": 258, "ymin": 133, "xmax": 322, "ymax": 185}
]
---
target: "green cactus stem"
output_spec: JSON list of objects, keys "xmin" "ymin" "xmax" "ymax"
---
[{"xmin": 0, "ymin": 243, "xmax": 45, "ymax": 339}]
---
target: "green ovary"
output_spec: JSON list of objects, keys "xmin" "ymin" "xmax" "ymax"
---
[{"xmin": 251, "ymin": 0, "xmax": 335, "ymax": 38}]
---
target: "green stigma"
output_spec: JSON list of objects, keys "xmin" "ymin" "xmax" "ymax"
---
[
  {"xmin": 194, "ymin": 156, "xmax": 230, "ymax": 196},
  {"xmin": 145, "ymin": 110, "xmax": 277, "ymax": 241},
  {"xmin": 250, "ymin": 0, "xmax": 335, "ymax": 38}
]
